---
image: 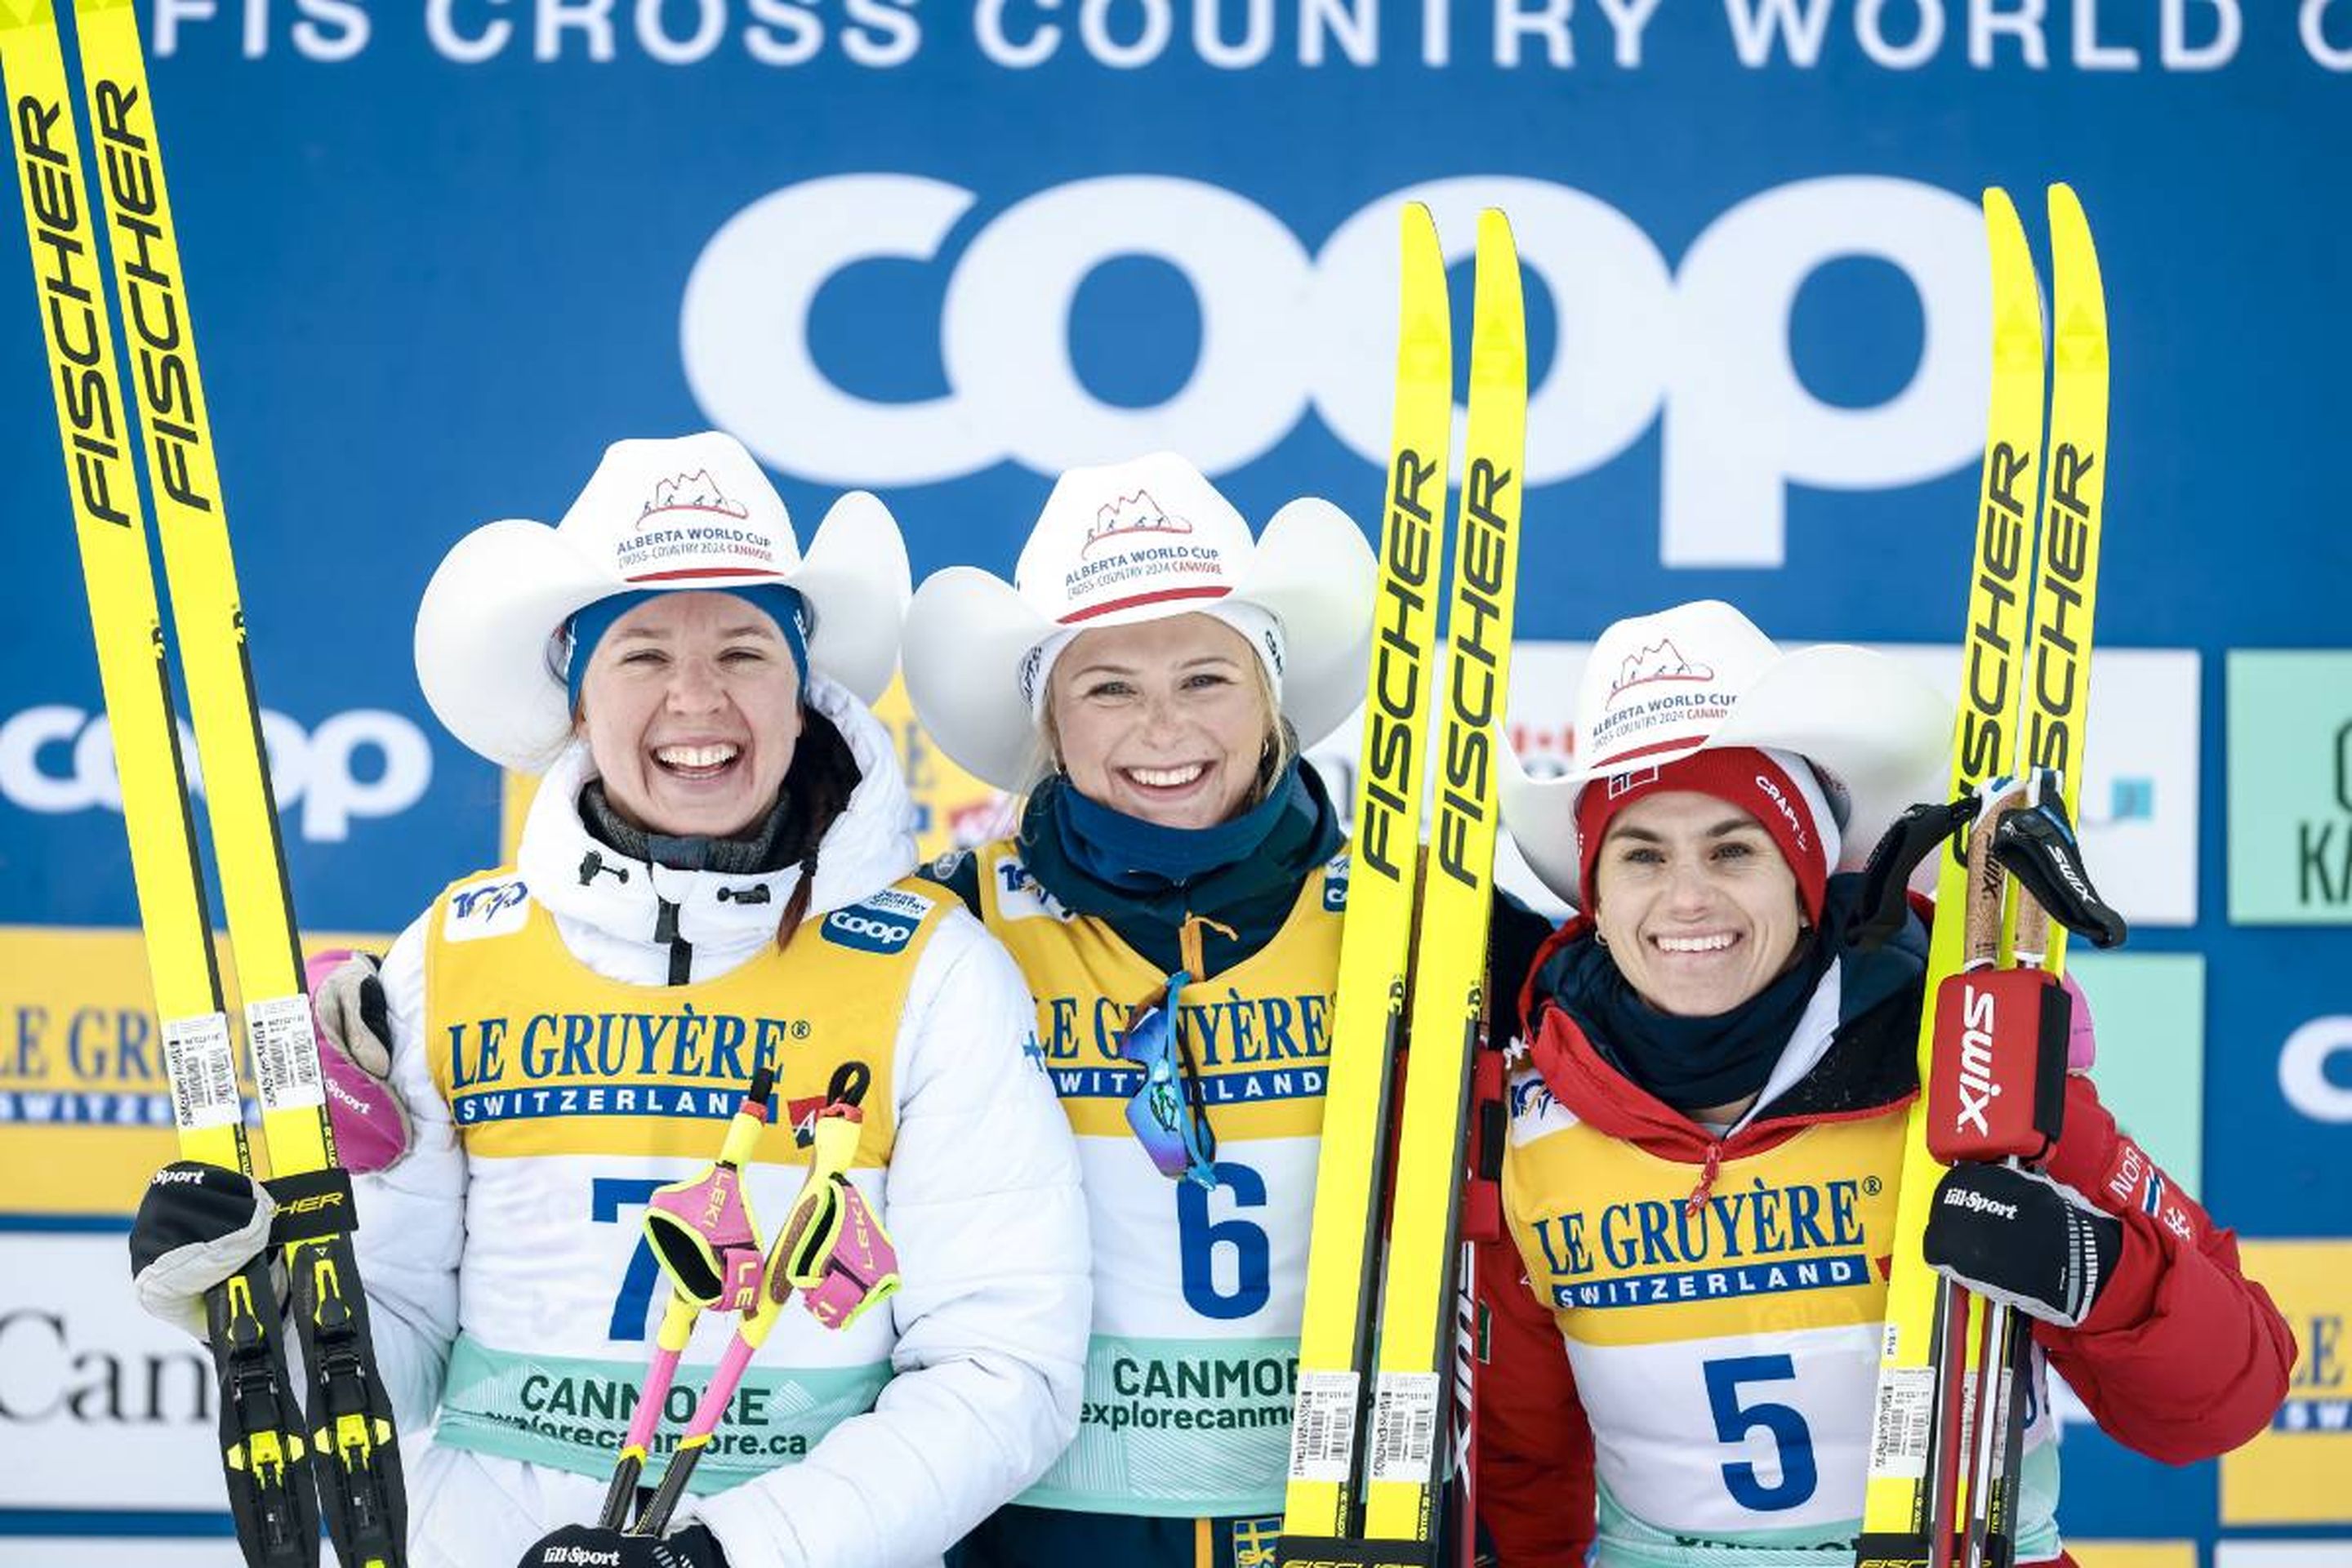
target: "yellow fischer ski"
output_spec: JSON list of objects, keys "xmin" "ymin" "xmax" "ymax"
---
[
  {"xmin": 1281, "ymin": 199, "xmax": 1451, "ymax": 1559},
  {"xmin": 1280, "ymin": 205, "xmax": 1526, "ymax": 1568},
  {"xmin": 1953, "ymin": 184, "xmax": 2110, "ymax": 1568},
  {"xmin": 0, "ymin": 2, "xmax": 406, "ymax": 1562},
  {"xmin": 1857, "ymin": 186, "xmax": 2110, "ymax": 1568},
  {"xmin": 1361, "ymin": 208, "xmax": 1523, "ymax": 1553},
  {"xmin": 2021, "ymin": 189, "xmax": 2108, "ymax": 852},
  {"xmin": 0, "ymin": 7, "xmax": 318, "ymax": 1560}
]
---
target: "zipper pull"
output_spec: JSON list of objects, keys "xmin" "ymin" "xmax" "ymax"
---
[{"xmin": 1685, "ymin": 1141, "xmax": 1725, "ymax": 1219}]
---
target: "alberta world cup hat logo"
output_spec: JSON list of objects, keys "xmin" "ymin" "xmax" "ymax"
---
[
  {"xmin": 611, "ymin": 467, "xmax": 785, "ymax": 582},
  {"xmin": 1605, "ymin": 635, "xmax": 1716, "ymax": 707},
  {"xmin": 640, "ymin": 469, "xmax": 751, "ymax": 525},
  {"xmin": 1054, "ymin": 492, "xmax": 1230, "ymax": 622},
  {"xmin": 1589, "ymin": 635, "xmax": 1731, "ymax": 764},
  {"xmin": 1080, "ymin": 488, "xmax": 1193, "ymax": 556}
]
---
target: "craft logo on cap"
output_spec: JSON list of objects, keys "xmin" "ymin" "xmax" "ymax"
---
[
  {"xmin": 612, "ymin": 467, "xmax": 782, "ymax": 581},
  {"xmin": 1753, "ymin": 766, "xmax": 1813, "ymax": 853},
  {"xmin": 1082, "ymin": 488, "xmax": 1193, "ymax": 556}
]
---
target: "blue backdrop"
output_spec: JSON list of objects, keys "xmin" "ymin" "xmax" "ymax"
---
[{"xmin": 2, "ymin": 1, "xmax": 2347, "ymax": 1559}]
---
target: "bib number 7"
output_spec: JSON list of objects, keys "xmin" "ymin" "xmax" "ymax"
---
[{"xmin": 593, "ymin": 1176, "xmax": 668, "ymax": 1339}]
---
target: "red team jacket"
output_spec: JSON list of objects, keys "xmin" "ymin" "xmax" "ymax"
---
[{"xmin": 1472, "ymin": 917, "xmax": 2297, "ymax": 1568}]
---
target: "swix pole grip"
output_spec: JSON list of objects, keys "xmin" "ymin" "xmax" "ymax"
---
[{"xmin": 1925, "ymin": 969, "xmax": 2069, "ymax": 1165}]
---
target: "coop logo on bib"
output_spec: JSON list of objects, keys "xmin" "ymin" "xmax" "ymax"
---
[{"xmin": 822, "ymin": 889, "xmax": 934, "ymax": 954}]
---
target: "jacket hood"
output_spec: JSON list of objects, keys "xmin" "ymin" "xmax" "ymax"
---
[
  {"xmin": 1521, "ymin": 877, "xmax": 1928, "ymax": 1156},
  {"xmin": 515, "ymin": 674, "xmax": 918, "ymax": 950}
]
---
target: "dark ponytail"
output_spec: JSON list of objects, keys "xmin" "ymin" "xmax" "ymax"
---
[{"xmin": 771, "ymin": 708, "xmax": 862, "ymax": 950}]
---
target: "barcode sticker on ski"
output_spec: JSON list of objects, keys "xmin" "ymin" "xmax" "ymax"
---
[
  {"xmin": 164, "ymin": 1012, "xmax": 242, "ymax": 1131},
  {"xmin": 1867, "ymin": 1365, "xmax": 1934, "ymax": 1480},
  {"xmin": 244, "ymin": 993, "xmax": 325, "ymax": 1112},
  {"xmin": 1287, "ymin": 1370, "xmax": 1360, "ymax": 1482},
  {"xmin": 1368, "ymin": 1371, "xmax": 1441, "ymax": 1483}
]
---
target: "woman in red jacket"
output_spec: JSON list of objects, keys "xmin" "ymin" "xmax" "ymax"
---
[{"xmin": 1477, "ymin": 599, "xmax": 2294, "ymax": 1568}]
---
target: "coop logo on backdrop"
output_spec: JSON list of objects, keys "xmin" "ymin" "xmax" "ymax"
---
[
  {"xmin": 684, "ymin": 172, "xmax": 1993, "ymax": 568},
  {"xmin": 0, "ymin": 703, "xmax": 432, "ymax": 840},
  {"xmin": 2281, "ymin": 1016, "xmax": 2352, "ymax": 1126}
]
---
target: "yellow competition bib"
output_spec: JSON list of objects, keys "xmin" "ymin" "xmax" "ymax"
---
[
  {"xmin": 416, "ymin": 867, "xmax": 952, "ymax": 1488},
  {"xmin": 977, "ymin": 840, "xmax": 1344, "ymax": 1143},
  {"xmin": 1502, "ymin": 1080, "xmax": 2051, "ymax": 1557},
  {"xmin": 425, "ymin": 869, "xmax": 953, "ymax": 1164},
  {"xmin": 974, "ymin": 837, "xmax": 1346, "ymax": 1518}
]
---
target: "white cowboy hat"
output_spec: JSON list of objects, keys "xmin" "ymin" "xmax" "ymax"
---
[
  {"xmin": 1500, "ymin": 599, "xmax": 1951, "ymax": 908},
  {"xmin": 902, "ymin": 452, "xmax": 1375, "ymax": 793},
  {"xmin": 414, "ymin": 430, "xmax": 910, "ymax": 773}
]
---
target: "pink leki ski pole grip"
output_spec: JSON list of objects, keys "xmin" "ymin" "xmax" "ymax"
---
[{"xmin": 804, "ymin": 1183, "xmax": 902, "ymax": 1330}]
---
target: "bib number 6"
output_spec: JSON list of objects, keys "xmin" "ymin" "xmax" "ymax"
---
[{"xmin": 1176, "ymin": 1160, "xmax": 1270, "ymax": 1320}]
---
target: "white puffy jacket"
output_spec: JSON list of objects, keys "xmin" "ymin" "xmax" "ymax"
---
[{"xmin": 354, "ymin": 678, "xmax": 1089, "ymax": 1568}]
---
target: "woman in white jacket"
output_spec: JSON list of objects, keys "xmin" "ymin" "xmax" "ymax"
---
[{"xmin": 128, "ymin": 432, "xmax": 1090, "ymax": 1568}]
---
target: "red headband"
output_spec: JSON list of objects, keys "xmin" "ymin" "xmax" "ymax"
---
[{"xmin": 1575, "ymin": 746, "xmax": 1832, "ymax": 921}]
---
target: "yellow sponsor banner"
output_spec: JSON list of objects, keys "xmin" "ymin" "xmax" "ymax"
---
[
  {"xmin": 1525, "ymin": 1115, "xmax": 1901, "ymax": 1349},
  {"xmin": 2070, "ymin": 1545, "xmax": 2197, "ymax": 1568},
  {"xmin": 2221, "ymin": 1239, "xmax": 2352, "ymax": 1526},
  {"xmin": 501, "ymin": 764, "xmax": 539, "ymax": 866},
  {"xmin": 870, "ymin": 674, "xmax": 1014, "ymax": 862},
  {"xmin": 496, "ymin": 673, "xmax": 1013, "ymax": 870},
  {"xmin": 0, "ymin": 924, "xmax": 391, "ymax": 1219}
]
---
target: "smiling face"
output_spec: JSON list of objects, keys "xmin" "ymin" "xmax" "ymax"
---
[
  {"xmin": 1589, "ymin": 789, "xmax": 1811, "ymax": 1018},
  {"xmin": 575, "ymin": 591, "xmax": 803, "ymax": 839},
  {"xmin": 1047, "ymin": 613, "xmax": 1276, "ymax": 830}
]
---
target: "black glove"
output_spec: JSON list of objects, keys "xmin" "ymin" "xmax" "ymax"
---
[
  {"xmin": 128, "ymin": 1160, "xmax": 280, "ymax": 1339},
  {"xmin": 1922, "ymin": 1162, "xmax": 2122, "ymax": 1330},
  {"xmin": 519, "ymin": 1524, "xmax": 728, "ymax": 1568}
]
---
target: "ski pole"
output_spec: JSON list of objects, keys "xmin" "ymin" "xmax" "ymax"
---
[
  {"xmin": 1923, "ymin": 773, "xmax": 2123, "ymax": 1568},
  {"xmin": 1959, "ymin": 773, "xmax": 2123, "ymax": 1568},
  {"xmin": 632, "ymin": 1062, "xmax": 899, "ymax": 1536},
  {"xmin": 599, "ymin": 1068, "xmax": 779, "ymax": 1530}
]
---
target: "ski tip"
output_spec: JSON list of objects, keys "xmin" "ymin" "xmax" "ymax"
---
[
  {"xmin": 1397, "ymin": 202, "xmax": 1446, "ymax": 294},
  {"xmin": 2047, "ymin": 183, "xmax": 2099, "ymax": 274},
  {"xmin": 1981, "ymin": 186, "xmax": 2027, "ymax": 238},
  {"xmin": 2047, "ymin": 183, "xmax": 2107, "ymax": 354},
  {"xmin": 1980, "ymin": 189, "xmax": 2042, "ymax": 356},
  {"xmin": 1472, "ymin": 210, "xmax": 1527, "ymax": 341}
]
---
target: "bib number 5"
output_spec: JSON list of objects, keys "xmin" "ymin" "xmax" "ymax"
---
[{"xmin": 1703, "ymin": 1353, "xmax": 1817, "ymax": 1512}]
